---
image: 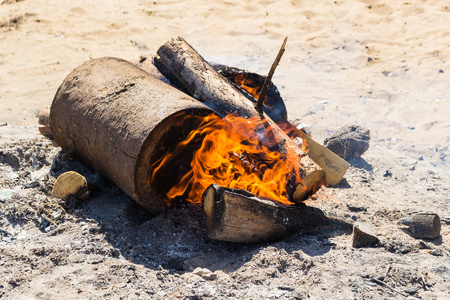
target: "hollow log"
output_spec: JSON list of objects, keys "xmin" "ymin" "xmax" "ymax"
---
[
  {"xmin": 50, "ymin": 57, "xmax": 215, "ymax": 214},
  {"xmin": 203, "ymin": 184, "xmax": 352, "ymax": 243},
  {"xmin": 155, "ymin": 37, "xmax": 348, "ymax": 186}
]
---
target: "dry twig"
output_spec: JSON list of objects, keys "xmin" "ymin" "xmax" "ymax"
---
[
  {"xmin": 256, "ymin": 37, "xmax": 287, "ymax": 111},
  {"xmin": 371, "ymin": 278, "xmax": 408, "ymax": 298}
]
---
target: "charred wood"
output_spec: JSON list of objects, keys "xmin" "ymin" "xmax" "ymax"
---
[{"xmin": 203, "ymin": 184, "xmax": 352, "ymax": 243}]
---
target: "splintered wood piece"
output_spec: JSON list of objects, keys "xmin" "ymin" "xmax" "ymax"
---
[
  {"xmin": 203, "ymin": 184, "xmax": 352, "ymax": 243},
  {"xmin": 38, "ymin": 108, "xmax": 50, "ymax": 126},
  {"xmin": 51, "ymin": 171, "xmax": 88, "ymax": 199},
  {"xmin": 293, "ymin": 170, "xmax": 326, "ymax": 203},
  {"xmin": 297, "ymin": 130, "xmax": 350, "ymax": 186},
  {"xmin": 38, "ymin": 108, "xmax": 53, "ymax": 138}
]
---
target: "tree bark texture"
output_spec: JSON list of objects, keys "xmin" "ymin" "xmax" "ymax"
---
[{"xmin": 50, "ymin": 57, "xmax": 214, "ymax": 214}]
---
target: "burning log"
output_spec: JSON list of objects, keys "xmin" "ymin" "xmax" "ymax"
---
[
  {"xmin": 154, "ymin": 38, "xmax": 322, "ymax": 193},
  {"xmin": 50, "ymin": 57, "xmax": 215, "ymax": 214},
  {"xmin": 203, "ymin": 184, "xmax": 352, "ymax": 243},
  {"xmin": 154, "ymin": 37, "xmax": 348, "ymax": 186}
]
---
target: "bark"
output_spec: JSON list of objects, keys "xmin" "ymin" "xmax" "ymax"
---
[{"xmin": 50, "ymin": 57, "xmax": 214, "ymax": 214}]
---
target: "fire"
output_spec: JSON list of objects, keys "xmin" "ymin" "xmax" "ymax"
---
[
  {"xmin": 149, "ymin": 113, "xmax": 306, "ymax": 205},
  {"xmin": 233, "ymin": 73, "xmax": 261, "ymax": 99}
]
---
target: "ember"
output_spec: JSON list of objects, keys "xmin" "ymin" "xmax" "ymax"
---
[{"xmin": 149, "ymin": 113, "xmax": 307, "ymax": 205}]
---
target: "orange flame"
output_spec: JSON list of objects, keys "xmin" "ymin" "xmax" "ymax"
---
[
  {"xmin": 233, "ymin": 73, "xmax": 261, "ymax": 98},
  {"xmin": 149, "ymin": 113, "xmax": 306, "ymax": 205}
]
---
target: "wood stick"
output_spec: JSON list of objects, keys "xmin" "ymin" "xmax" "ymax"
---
[
  {"xmin": 256, "ymin": 37, "xmax": 287, "ymax": 111},
  {"xmin": 203, "ymin": 184, "xmax": 352, "ymax": 243},
  {"xmin": 371, "ymin": 278, "xmax": 409, "ymax": 298}
]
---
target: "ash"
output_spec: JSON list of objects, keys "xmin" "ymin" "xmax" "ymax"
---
[{"xmin": 0, "ymin": 126, "xmax": 449, "ymax": 299}]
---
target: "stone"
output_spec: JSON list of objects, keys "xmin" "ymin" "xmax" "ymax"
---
[
  {"xmin": 398, "ymin": 212, "xmax": 441, "ymax": 239},
  {"xmin": 347, "ymin": 204, "xmax": 367, "ymax": 212},
  {"xmin": 352, "ymin": 221, "xmax": 379, "ymax": 248},
  {"xmin": 0, "ymin": 189, "xmax": 13, "ymax": 202},
  {"xmin": 323, "ymin": 125, "xmax": 370, "ymax": 159},
  {"xmin": 192, "ymin": 267, "xmax": 217, "ymax": 280}
]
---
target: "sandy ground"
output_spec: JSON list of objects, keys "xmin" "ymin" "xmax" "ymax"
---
[{"xmin": 1, "ymin": 0, "xmax": 450, "ymax": 299}]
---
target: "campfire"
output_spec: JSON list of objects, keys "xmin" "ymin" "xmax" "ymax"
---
[
  {"xmin": 149, "ymin": 113, "xmax": 307, "ymax": 206},
  {"xmin": 48, "ymin": 37, "xmax": 350, "ymax": 242}
]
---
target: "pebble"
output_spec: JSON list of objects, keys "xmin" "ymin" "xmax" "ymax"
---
[
  {"xmin": 30, "ymin": 169, "xmax": 49, "ymax": 181},
  {"xmin": 352, "ymin": 221, "xmax": 379, "ymax": 248},
  {"xmin": 192, "ymin": 267, "xmax": 217, "ymax": 280},
  {"xmin": 397, "ymin": 212, "xmax": 441, "ymax": 239},
  {"xmin": 430, "ymin": 249, "xmax": 442, "ymax": 256},
  {"xmin": 45, "ymin": 225, "xmax": 55, "ymax": 233},
  {"xmin": 6, "ymin": 172, "xmax": 19, "ymax": 180},
  {"xmin": 25, "ymin": 180, "xmax": 39, "ymax": 188},
  {"xmin": 323, "ymin": 125, "xmax": 370, "ymax": 159},
  {"xmin": 0, "ymin": 189, "xmax": 13, "ymax": 202},
  {"xmin": 347, "ymin": 204, "xmax": 367, "ymax": 212}
]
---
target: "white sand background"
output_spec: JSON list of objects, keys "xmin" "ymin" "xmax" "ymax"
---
[
  {"xmin": 1, "ymin": 2, "xmax": 450, "ymax": 298},
  {"xmin": 1, "ymin": 0, "xmax": 449, "ymax": 171}
]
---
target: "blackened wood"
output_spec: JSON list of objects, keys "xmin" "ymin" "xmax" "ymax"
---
[{"xmin": 203, "ymin": 184, "xmax": 352, "ymax": 243}]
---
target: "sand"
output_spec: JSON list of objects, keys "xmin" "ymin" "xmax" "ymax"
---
[
  {"xmin": 1, "ymin": 0, "xmax": 449, "ymax": 299},
  {"xmin": 2, "ymin": 0, "xmax": 449, "ymax": 169}
]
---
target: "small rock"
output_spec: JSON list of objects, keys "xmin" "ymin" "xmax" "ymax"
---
[
  {"xmin": 347, "ymin": 205, "xmax": 367, "ymax": 212},
  {"xmin": 30, "ymin": 169, "xmax": 49, "ymax": 181},
  {"xmin": 383, "ymin": 170, "xmax": 393, "ymax": 177},
  {"xmin": 323, "ymin": 125, "xmax": 370, "ymax": 159},
  {"xmin": 417, "ymin": 241, "xmax": 431, "ymax": 249},
  {"xmin": 404, "ymin": 286, "xmax": 419, "ymax": 295},
  {"xmin": 44, "ymin": 225, "xmax": 55, "ymax": 233},
  {"xmin": 278, "ymin": 285, "xmax": 295, "ymax": 291},
  {"xmin": 430, "ymin": 249, "xmax": 442, "ymax": 256},
  {"xmin": 6, "ymin": 172, "xmax": 19, "ymax": 180},
  {"xmin": 192, "ymin": 267, "xmax": 217, "ymax": 280},
  {"xmin": 25, "ymin": 180, "xmax": 40, "ymax": 188},
  {"xmin": 0, "ymin": 189, "xmax": 13, "ymax": 202},
  {"xmin": 398, "ymin": 212, "xmax": 441, "ymax": 239},
  {"xmin": 352, "ymin": 221, "xmax": 379, "ymax": 248}
]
